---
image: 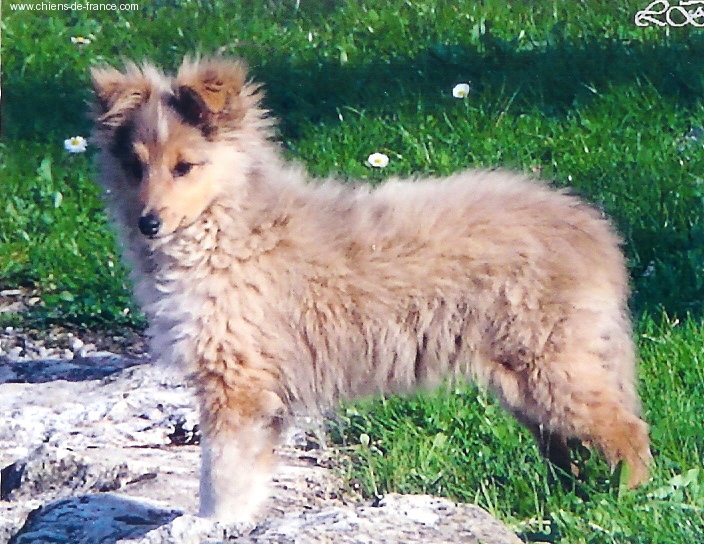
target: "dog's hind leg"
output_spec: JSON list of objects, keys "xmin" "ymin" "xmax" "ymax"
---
[
  {"xmin": 520, "ymin": 419, "xmax": 576, "ymax": 480},
  {"xmin": 552, "ymin": 386, "xmax": 652, "ymax": 488},
  {"xmin": 484, "ymin": 325, "xmax": 652, "ymax": 487},
  {"xmin": 196, "ymin": 378, "xmax": 285, "ymax": 523},
  {"xmin": 542, "ymin": 313, "xmax": 652, "ymax": 488}
]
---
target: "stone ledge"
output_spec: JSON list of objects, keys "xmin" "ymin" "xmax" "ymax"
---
[{"xmin": 1, "ymin": 342, "xmax": 520, "ymax": 544}]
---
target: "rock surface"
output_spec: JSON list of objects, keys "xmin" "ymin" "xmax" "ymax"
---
[{"xmin": 0, "ymin": 326, "xmax": 521, "ymax": 544}]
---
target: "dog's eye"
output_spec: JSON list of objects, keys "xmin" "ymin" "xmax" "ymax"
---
[
  {"xmin": 173, "ymin": 161, "xmax": 194, "ymax": 177},
  {"xmin": 130, "ymin": 159, "xmax": 144, "ymax": 180},
  {"xmin": 121, "ymin": 156, "xmax": 143, "ymax": 182}
]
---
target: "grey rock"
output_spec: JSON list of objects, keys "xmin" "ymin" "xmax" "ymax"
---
[
  {"xmin": 6, "ymin": 347, "xmax": 23, "ymax": 362},
  {"xmin": 10, "ymin": 494, "xmax": 520, "ymax": 544},
  {"xmin": 246, "ymin": 494, "xmax": 521, "ymax": 544},
  {"xmin": 0, "ymin": 330, "xmax": 521, "ymax": 544},
  {"xmin": 117, "ymin": 514, "xmax": 251, "ymax": 544},
  {"xmin": 1, "ymin": 445, "xmax": 132, "ymax": 502},
  {"xmin": 69, "ymin": 337, "xmax": 84, "ymax": 352}
]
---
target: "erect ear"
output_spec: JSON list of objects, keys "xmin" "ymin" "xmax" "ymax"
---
[
  {"xmin": 171, "ymin": 56, "xmax": 252, "ymax": 135},
  {"xmin": 90, "ymin": 63, "xmax": 154, "ymax": 128}
]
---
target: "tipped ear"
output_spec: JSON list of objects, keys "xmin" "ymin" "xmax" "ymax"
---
[
  {"xmin": 171, "ymin": 56, "xmax": 253, "ymax": 135},
  {"xmin": 90, "ymin": 63, "xmax": 154, "ymax": 128}
]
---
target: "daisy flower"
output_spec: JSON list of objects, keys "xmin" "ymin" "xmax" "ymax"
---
[
  {"xmin": 64, "ymin": 136, "xmax": 88, "ymax": 153},
  {"xmin": 452, "ymin": 83, "xmax": 471, "ymax": 99},
  {"xmin": 367, "ymin": 152, "xmax": 389, "ymax": 168},
  {"xmin": 71, "ymin": 36, "xmax": 91, "ymax": 45}
]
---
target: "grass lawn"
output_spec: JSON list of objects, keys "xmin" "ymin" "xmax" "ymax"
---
[{"xmin": 2, "ymin": 1, "xmax": 703, "ymax": 541}]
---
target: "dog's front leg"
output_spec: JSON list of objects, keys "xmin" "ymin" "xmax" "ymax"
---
[{"xmin": 197, "ymin": 381, "xmax": 284, "ymax": 524}]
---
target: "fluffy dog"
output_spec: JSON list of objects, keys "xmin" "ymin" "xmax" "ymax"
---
[{"xmin": 91, "ymin": 56, "xmax": 652, "ymax": 522}]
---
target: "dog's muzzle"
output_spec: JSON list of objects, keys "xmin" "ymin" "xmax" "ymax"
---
[{"xmin": 138, "ymin": 213, "xmax": 162, "ymax": 237}]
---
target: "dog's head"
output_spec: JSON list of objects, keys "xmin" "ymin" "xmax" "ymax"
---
[{"xmin": 91, "ymin": 57, "xmax": 271, "ymax": 238}]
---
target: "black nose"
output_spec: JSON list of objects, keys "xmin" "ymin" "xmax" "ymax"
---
[{"xmin": 138, "ymin": 213, "xmax": 161, "ymax": 237}]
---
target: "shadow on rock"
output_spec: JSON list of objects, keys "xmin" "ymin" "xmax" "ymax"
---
[
  {"xmin": 0, "ymin": 355, "xmax": 143, "ymax": 385},
  {"xmin": 8, "ymin": 494, "xmax": 180, "ymax": 544}
]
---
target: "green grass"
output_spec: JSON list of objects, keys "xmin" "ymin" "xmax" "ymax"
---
[
  {"xmin": 2, "ymin": 1, "xmax": 704, "ymax": 541},
  {"xmin": 331, "ymin": 314, "xmax": 704, "ymax": 542}
]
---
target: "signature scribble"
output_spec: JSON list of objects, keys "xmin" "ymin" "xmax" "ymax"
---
[{"xmin": 636, "ymin": 0, "xmax": 704, "ymax": 26}]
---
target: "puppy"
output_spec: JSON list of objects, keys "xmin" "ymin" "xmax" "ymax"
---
[{"xmin": 91, "ymin": 56, "xmax": 652, "ymax": 522}]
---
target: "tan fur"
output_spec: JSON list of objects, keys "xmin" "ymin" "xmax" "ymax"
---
[{"xmin": 91, "ymin": 56, "xmax": 652, "ymax": 522}]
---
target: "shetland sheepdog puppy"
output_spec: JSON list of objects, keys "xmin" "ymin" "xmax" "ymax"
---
[{"xmin": 91, "ymin": 56, "xmax": 651, "ymax": 522}]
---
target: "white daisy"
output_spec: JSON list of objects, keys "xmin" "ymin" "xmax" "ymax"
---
[
  {"xmin": 70, "ymin": 36, "xmax": 91, "ymax": 45},
  {"xmin": 64, "ymin": 136, "xmax": 88, "ymax": 153},
  {"xmin": 367, "ymin": 152, "xmax": 389, "ymax": 168},
  {"xmin": 452, "ymin": 83, "xmax": 471, "ymax": 99}
]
